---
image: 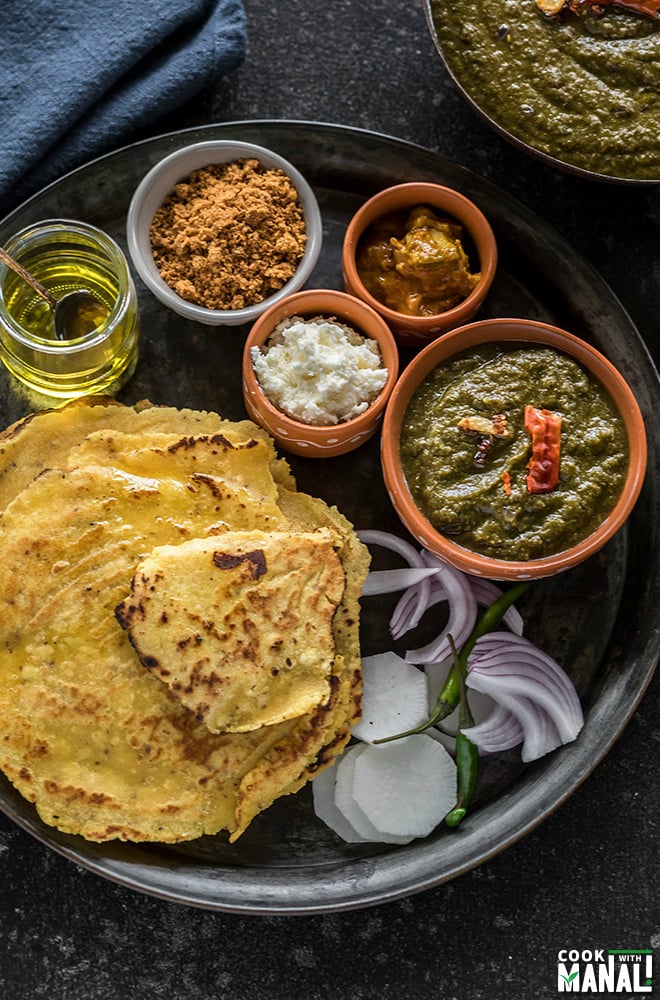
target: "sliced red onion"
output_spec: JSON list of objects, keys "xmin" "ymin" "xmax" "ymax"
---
[
  {"xmin": 469, "ymin": 658, "xmax": 581, "ymax": 739},
  {"xmin": 358, "ymin": 530, "xmax": 525, "ymax": 647},
  {"xmin": 391, "ymin": 575, "xmax": 448, "ymax": 639},
  {"xmin": 357, "ymin": 529, "xmax": 582, "ymax": 768},
  {"xmin": 361, "ymin": 567, "xmax": 440, "ymax": 597},
  {"xmin": 466, "ymin": 633, "xmax": 583, "ymax": 761},
  {"xmin": 469, "ymin": 578, "xmax": 524, "ymax": 636},
  {"xmin": 468, "ymin": 633, "xmax": 583, "ymax": 740},
  {"xmin": 405, "ymin": 553, "xmax": 478, "ymax": 664},
  {"xmin": 358, "ymin": 530, "xmax": 432, "ymax": 637},
  {"xmin": 357, "ymin": 529, "xmax": 423, "ymax": 565},
  {"xmin": 460, "ymin": 702, "xmax": 524, "ymax": 754},
  {"xmin": 472, "ymin": 686, "xmax": 563, "ymax": 762}
]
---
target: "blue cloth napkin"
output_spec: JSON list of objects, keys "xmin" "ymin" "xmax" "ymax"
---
[{"xmin": 0, "ymin": 0, "xmax": 246, "ymax": 215}]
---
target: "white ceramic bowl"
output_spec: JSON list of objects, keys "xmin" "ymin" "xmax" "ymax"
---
[{"xmin": 126, "ymin": 140, "xmax": 323, "ymax": 326}]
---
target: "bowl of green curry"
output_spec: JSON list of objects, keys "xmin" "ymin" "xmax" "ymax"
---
[
  {"xmin": 424, "ymin": 0, "xmax": 660, "ymax": 183},
  {"xmin": 381, "ymin": 317, "xmax": 647, "ymax": 580}
]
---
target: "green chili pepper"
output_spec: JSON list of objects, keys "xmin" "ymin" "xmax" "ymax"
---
[
  {"xmin": 445, "ymin": 732, "xmax": 479, "ymax": 828},
  {"xmin": 374, "ymin": 579, "xmax": 530, "ymax": 744},
  {"xmin": 445, "ymin": 634, "xmax": 478, "ymax": 828}
]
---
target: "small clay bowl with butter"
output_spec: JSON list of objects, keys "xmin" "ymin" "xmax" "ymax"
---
[
  {"xmin": 381, "ymin": 317, "xmax": 647, "ymax": 581},
  {"xmin": 126, "ymin": 140, "xmax": 323, "ymax": 326},
  {"xmin": 342, "ymin": 182, "xmax": 497, "ymax": 348},
  {"xmin": 242, "ymin": 289, "xmax": 399, "ymax": 458}
]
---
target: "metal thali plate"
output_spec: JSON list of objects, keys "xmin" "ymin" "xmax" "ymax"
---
[{"xmin": 0, "ymin": 121, "xmax": 657, "ymax": 914}]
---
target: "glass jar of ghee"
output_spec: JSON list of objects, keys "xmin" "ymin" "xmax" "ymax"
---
[{"xmin": 0, "ymin": 219, "xmax": 139, "ymax": 398}]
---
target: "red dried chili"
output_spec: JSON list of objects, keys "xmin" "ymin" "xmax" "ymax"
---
[
  {"xmin": 524, "ymin": 405, "xmax": 562, "ymax": 494},
  {"xmin": 536, "ymin": 0, "xmax": 659, "ymax": 19},
  {"xmin": 576, "ymin": 0, "xmax": 659, "ymax": 18}
]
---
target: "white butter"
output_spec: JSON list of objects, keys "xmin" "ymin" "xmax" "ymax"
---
[{"xmin": 251, "ymin": 317, "xmax": 389, "ymax": 426}]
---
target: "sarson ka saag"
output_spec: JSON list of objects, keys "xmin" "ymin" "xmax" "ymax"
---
[
  {"xmin": 399, "ymin": 343, "xmax": 629, "ymax": 561},
  {"xmin": 429, "ymin": 0, "xmax": 660, "ymax": 179}
]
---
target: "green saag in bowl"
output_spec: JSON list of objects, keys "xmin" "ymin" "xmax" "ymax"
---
[{"xmin": 424, "ymin": 0, "xmax": 660, "ymax": 183}]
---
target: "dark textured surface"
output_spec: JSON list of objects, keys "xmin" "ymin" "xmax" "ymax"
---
[{"xmin": 0, "ymin": 1, "xmax": 659, "ymax": 997}]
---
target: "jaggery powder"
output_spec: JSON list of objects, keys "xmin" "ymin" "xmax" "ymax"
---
[{"xmin": 150, "ymin": 158, "xmax": 308, "ymax": 311}]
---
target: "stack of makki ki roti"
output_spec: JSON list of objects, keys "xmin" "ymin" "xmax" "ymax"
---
[{"xmin": 0, "ymin": 397, "xmax": 369, "ymax": 844}]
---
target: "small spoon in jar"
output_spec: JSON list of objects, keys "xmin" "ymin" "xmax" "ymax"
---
[{"xmin": 0, "ymin": 245, "xmax": 108, "ymax": 341}]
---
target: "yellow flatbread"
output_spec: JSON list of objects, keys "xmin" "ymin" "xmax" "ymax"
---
[
  {"xmin": 0, "ymin": 395, "xmax": 294, "ymax": 513},
  {"xmin": 115, "ymin": 529, "xmax": 346, "ymax": 733},
  {"xmin": 0, "ymin": 398, "xmax": 368, "ymax": 844}
]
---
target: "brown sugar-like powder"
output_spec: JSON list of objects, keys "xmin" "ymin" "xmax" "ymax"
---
[{"xmin": 149, "ymin": 158, "xmax": 308, "ymax": 311}]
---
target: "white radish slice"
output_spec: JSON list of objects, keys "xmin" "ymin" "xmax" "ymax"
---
[
  {"xmin": 333, "ymin": 744, "xmax": 412, "ymax": 844},
  {"xmin": 426, "ymin": 725, "xmax": 457, "ymax": 753},
  {"xmin": 352, "ymin": 652, "xmax": 429, "ymax": 744},
  {"xmin": 350, "ymin": 735, "xmax": 457, "ymax": 840},
  {"xmin": 425, "ymin": 656, "xmax": 454, "ymax": 708},
  {"xmin": 311, "ymin": 762, "xmax": 369, "ymax": 843}
]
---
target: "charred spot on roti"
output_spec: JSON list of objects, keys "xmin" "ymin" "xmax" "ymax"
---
[
  {"xmin": 212, "ymin": 547, "xmax": 267, "ymax": 579},
  {"xmin": 116, "ymin": 530, "xmax": 347, "ymax": 735}
]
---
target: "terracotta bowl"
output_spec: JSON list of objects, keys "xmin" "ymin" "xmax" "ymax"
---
[
  {"xmin": 381, "ymin": 317, "xmax": 647, "ymax": 581},
  {"xmin": 242, "ymin": 288, "xmax": 399, "ymax": 458},
  {"xmin": 341, "ymin": 182, "xmax": 497, "ymax": 348}
]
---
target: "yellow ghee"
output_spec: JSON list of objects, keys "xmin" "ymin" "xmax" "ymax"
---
[{"xmin": 0, "ymin": 220, "xmax": 139, "ymax": 399}]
